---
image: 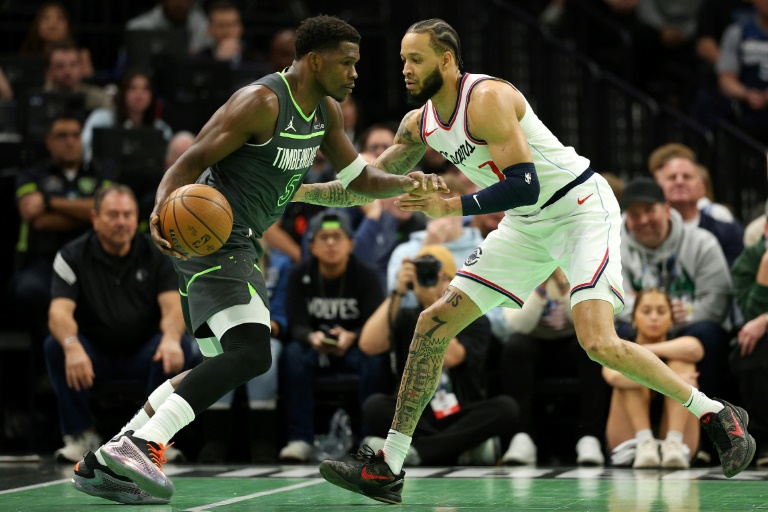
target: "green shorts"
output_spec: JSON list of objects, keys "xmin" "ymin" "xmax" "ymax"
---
[{"xmin": 173, "ymin": 223, "xmax": 269, "ymax": 337}]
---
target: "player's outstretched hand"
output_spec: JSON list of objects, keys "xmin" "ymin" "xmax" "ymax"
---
[
  {"xmin": 149, "ymin": 213, "xmax": 188, "ymax": 260},
  {"xmin": 404, "ymin": 171, "xmax": 449, "ymax": 196},
  {"xmin": 397, "ymin": 193, "xmax": 454, "ymax": 219}
]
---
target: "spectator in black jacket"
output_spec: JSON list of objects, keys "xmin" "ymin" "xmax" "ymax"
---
[{"xmin": 278, "ymin": 211, "xmax": 390, "ymax": 462}]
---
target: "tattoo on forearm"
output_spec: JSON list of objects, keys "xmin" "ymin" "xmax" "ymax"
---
[
  {"xmin": 299, "ymin": 181, "xmax": 372, "ymax": 206},
  {"xmin": 392, "ymin": 331, "xmax": 451, "ymax": 435}
]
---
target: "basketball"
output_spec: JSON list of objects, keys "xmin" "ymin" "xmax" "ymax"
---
[{"xmin": 159, "ymin": 184, "xmax": 233, "ymax": 257}]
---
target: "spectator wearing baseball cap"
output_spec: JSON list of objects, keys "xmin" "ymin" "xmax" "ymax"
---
[{"xmin": 619, "ymin": 177, "xmax": 733, "ymax": 399}]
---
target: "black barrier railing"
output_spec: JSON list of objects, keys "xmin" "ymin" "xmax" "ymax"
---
[
  {"xmin": 487, "ymin": 0, "xmax": 767, "ymax": 222},
  {"xmin": 715, "ymin": 122, "xmax": 768, "ymax": 222}
]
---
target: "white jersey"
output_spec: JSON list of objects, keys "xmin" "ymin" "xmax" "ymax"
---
[{"xmin": 419, "ymin": 73, "xmax": 591, "ymax": 217}]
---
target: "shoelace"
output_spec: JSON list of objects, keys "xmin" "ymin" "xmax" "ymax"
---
[
  {"xmin": 147, "ymin": 441, "xmax": 174, "ymax": 469},
  {"xmin": 354, "ymin": 444, "xmax": 378, "ymax": 462}
]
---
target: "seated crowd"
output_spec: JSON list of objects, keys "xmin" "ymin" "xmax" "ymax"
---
[{"xmin": 2, "ymin": 1, "xmax": 768, "ymax": 470}]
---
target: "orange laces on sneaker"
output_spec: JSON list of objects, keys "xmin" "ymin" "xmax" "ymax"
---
[{"xmin": 147, "ymin": 441, "xmax": 174, "ymax": 469}]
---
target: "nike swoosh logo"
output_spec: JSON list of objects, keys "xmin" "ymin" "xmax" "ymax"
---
[
  {"xmin": 425, "ymin": 128, "xmax": 437, "ymax": 137},
  {"xmin": 361, "ymin": 466, "xmax": 392, "ymax": 481},
  {"xmin": 577, "ymin": 194, "xmax": 593, "ymax": 205},
  {"xmin": 473, "ymin": 194, "xmax": 481, "ymax": 208},
  {"xmin": 729, "ymin": 409, "xmax": 744, "ymax": 437}
]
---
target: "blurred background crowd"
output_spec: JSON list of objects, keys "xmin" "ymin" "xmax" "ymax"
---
[{"xmin": 0, "ymin": 0, "xmax": 767, "ymax": 470}]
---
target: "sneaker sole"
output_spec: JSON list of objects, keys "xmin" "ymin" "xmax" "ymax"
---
[
  {"xmin": 318, "ymin": 462, "xmax": 402, "ymax": 504},
  {"xmin": 722, "ymin": 403, "xmax": 757, "ymax": 478},
  {"xmin": 72, "ymin": 472, "xmax": 170, "ymax": 504},
  {"xmin": 101, "ymin": 439, "xmax": 175, "ymax": 499}
]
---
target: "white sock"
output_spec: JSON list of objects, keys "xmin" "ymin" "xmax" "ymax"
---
[
  {"xmin": 134, "ymin": 394, "xmax": 195, "ymax": 445},
  {"xmin": 636, "ymin": 429, "xmax": 654, "ymax": 442},
  {"xmin": 666, "ymin": 430, "xmax": 684, "ymax": 443},
  {"xmin": 382, "ymin": 429, "xmax": 411, "ymax": 474},
  {"xmin": 683, "ymin": 387, "xmax": 724, "ymax": 419},
  {"xmin": 148, "ymin": 380, "xmax": 176, "ymax": 413},
  {"xmin": 96, "ymin": 380, "xmax": 176, "ymax": 465},
  {"xmin": 120, "ymin": 409, "xmax": 151, "ymax": 436}
]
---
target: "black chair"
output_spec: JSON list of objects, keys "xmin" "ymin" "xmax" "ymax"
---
[
  {"xmin": 92, "ymin": 127, "xmax": 167, "ymax": 198},
  {"xmin": 19, "ymin": 90, "xmax": 87, "ymax": 136},
  {"xmin": 0, "ymin": 56, "xmax": 46, "ymax": 98},
  {"xmin": 124, "ymin": 28, "xmax": 189, "ymax": 71},
  {"xmin": 160, "ymin": 58, "xmax": 235, "ymax": 103}
]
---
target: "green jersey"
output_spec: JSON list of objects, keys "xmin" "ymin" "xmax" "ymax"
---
[{"xmin": 197, "ymin": 72, "xmax": 328, "ymax": 241}]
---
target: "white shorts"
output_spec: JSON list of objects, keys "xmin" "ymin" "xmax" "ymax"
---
[
  {"xmin": 452, "ymin": 172, "xmax": 625, "ymax": 315},
  {"xmin": 196, "ymin": 293, "xmax": 271, "ymax": 357}
]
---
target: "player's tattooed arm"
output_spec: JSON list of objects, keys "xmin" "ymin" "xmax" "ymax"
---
[
  {"xmin": 375, "ymin": 109, "xmax": 427, "ymax": 176},
  {"xmin": 293, "ymin": 181, "xmax": 373, "ymax": 206},
  {"xmin": 391, "ymin": 316, "xmax": 451, "ymax": 435}
]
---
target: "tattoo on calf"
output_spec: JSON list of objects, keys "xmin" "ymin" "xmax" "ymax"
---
[
  {"xmin": 392, "ymin": 331, "xmax": 451, "ymax": 435},
  {"xmin": 424, "ymin": 316, "xmax": 447, "ymax": 338}
]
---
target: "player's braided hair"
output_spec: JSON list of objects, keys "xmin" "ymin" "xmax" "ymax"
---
[
  {"xmin": 295, "ymin": 15, "xmax": 360, "ymax": 59},
  {"xmin": 406, "ymin": 19, "xmax": 463, "ymax": 70}
]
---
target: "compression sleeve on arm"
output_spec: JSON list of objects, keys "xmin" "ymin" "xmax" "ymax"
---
[
  {"xmin": 336, "ymin": 154, "xmax": 368, "ymax": 188},
  {"xmin": 459, "ymin": 162, "xmax": 539, "ymax": 215}
]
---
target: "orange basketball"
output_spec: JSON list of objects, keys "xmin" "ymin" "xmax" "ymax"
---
[{"xmin": 159, "ymin": 184, "xmax": 233, "ymax": 257}]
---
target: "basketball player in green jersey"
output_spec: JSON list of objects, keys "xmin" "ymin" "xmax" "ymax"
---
[
  {"xmin": 71, "ymin": 15, "xmax": 446, "ymax": 504},
  {"xmin": 318, "ymin": 18, "xmax": 755, "ymax": 504}
]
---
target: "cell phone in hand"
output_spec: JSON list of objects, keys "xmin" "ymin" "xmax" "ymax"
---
[{"xmin": 321, "ymin": 336, "xmax": 339, "ymax": 346}]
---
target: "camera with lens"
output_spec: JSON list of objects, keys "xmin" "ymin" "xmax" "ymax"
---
[{"xmin": 407, "ymin": 255, "xmax": 443, "ymax": 289}]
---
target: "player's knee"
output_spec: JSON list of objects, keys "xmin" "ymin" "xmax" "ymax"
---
[
  {"xmin": 578, "ymin": 333, "xmax": 624, "ymax": 366},
  {"xmin": 220, "ymin": 323, "xmax": 273, "ymax": 378}
]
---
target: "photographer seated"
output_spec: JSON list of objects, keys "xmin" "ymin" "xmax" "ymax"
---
[
  {"xmin": 278, "ymin": 212, "xmax": 391, "ymax": 463},
  {"xmin": 359, "ymin": 244, "xmax": 519, "ymax": 466}
]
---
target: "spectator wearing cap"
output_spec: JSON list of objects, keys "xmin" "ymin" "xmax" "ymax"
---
[
  {"xmin": 358, "ymin": 244, "xmax": 518, "ymax": 466},
  {"xmin": 278, "ymin": 211, "xmax": 390, "ymax": 463},
  {"xmin": 619, "ymin": 177, "xmax": 733, "ymax": 398},
  {"xmin": 499, "ymin": 267, "xmax": 611, "ymax": 467}
]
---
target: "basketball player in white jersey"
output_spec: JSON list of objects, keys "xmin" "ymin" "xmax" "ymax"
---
[{"xmin": 318, "ymin": 19, "xmax": 754, "ymax": 504}]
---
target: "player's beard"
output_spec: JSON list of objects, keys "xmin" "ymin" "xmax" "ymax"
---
[{"xmin": 406, "ymin": 66, "xmax": 444, "ymax": 106}]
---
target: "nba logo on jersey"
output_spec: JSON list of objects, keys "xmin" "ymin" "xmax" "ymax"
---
[{"xmin": 525, "ymin": 172, "xmax": 532, "ymax": 185}]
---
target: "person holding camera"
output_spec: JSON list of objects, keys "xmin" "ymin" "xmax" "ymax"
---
[
  {"xmin": 278, "ymin": 211, "xmax": 391, "ymax": 462},
  {"xmin": 358, "ymin": 244, "xmax": 519, "ymax": 466}
]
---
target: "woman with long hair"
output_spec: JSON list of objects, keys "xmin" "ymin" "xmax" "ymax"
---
[
  {"xmin": 20, "ymin": 2, "xmax": 94, "ymax": 77},
  {"xmin": 603, "ymin": 288, "xmax": 704, "ymax": 468},
  {"xmin": 81, "ymin": 69, "xmax": 173, "ymax": 162}
]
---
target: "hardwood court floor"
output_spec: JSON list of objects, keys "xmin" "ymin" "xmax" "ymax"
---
[{"xmin": 0, "ymin": 463, "xmax": 767, "ymax": 511}]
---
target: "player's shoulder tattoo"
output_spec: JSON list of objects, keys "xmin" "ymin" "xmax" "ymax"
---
[{"xmin": 395, "ymin": 109, "xmax": 423, "ymax": 145}]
